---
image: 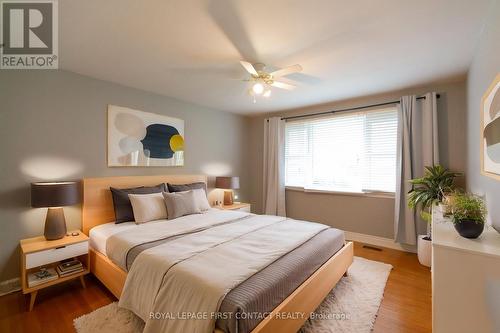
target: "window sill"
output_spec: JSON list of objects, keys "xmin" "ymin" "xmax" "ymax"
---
[{"xmin": 285, "ymin": 186, "xmax": 395, "ymax": 199}]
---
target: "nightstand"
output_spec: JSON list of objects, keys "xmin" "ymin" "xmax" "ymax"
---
[
  {"xmin": 218, "ymin": 202, "xmax": 251, "ymax": 212},
  {"xmin": 20, "ymin": 230, "xmax": 89, "ymax": 311}
]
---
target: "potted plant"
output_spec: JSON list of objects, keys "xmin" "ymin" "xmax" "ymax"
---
[
  {"xmin": 441, "ymin": 192, "xmax": 458, "ymax": 216},
  {"xmin": 407, "ymin": 165, "xmax": 461, "ymax": 267},
  {"xmin": 451, "ymin": 193, "xmax": 487, "ymax": 239}
]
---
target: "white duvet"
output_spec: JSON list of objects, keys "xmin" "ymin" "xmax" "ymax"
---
[
  {"xmin": 106, "ymin": 209, "xmax": 249, "ymax": 270},
  {"xmin": 108, "ymin": 209, "xmax": 327, "ymax": 333}
]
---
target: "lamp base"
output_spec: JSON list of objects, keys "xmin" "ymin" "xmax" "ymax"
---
[
  {"xmin": 223, "ymin": 190, "xmax": 234, "ymax": 206},
  {"xmin": 44, "ymin": 207, "xmax": 67, "ymax": 240}
]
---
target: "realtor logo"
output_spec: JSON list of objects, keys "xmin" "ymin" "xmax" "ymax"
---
[{"xmin": 1, "ymin": 0, "xmax": 58, "ymax": 69}]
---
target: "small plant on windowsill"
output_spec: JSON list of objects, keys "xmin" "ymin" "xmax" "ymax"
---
[
  {"xmin": 450, "ymin": 193, "xmax": 487, "ymax": 239},
  {"xmin": 407, "ymin": 165, "xmax": 461, "ymax": 267}
]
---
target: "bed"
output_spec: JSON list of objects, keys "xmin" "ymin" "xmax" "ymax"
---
[{"xmin": 82, "ymin": 175, "xmax": 353, "ymax": 333}]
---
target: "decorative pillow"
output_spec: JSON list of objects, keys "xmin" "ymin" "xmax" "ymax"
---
[
  {"xmin": 128, "ymin": 192, "xmax": 168, "ymax": 224},
  {"xmin": 110, "ymin": 183, "xmax": 166, "ymax": 223},
  {"xmin": 192, "ymin": 188, "xmax": 211, "ymax": 211},
  {"xmin": 162, "ymin": 190, "xmax": 202, "ymax": 220},
  {"xmin": 167, "ymin": 182, "xmax": 207, "ymax": 194}
]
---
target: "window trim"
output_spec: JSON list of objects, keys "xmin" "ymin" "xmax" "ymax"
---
[{"xmin": 285, "ymin": 186, "xmax": 395, "ymax": 199}]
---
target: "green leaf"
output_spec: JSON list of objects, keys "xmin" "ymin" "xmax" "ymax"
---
[{"xmin": 407, "ymin": 164, "xmax": 461, "ymax": 227}]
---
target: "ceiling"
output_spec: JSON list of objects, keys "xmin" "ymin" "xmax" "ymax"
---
[{"xmin": 59, "ymin": 0, "xmax": 491, "ymax": 115}]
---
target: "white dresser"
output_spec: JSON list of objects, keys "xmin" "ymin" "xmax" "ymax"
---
[{"xmin": 432, "ymin": 207, "xmax": 500, "ymax": 333}]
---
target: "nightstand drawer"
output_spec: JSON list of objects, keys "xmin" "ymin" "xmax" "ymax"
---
[{"xmin": 25, "ymin": 241, "xmax": 88, "ymax": 269}]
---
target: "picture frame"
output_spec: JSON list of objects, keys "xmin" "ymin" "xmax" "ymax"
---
[
  {"xmin": 107, "ymin": 105, "xmax": 185, "ymax": 167},
  {"xmin": 480, "ymin": 73, "xmax": 500, "ymax": 180}
]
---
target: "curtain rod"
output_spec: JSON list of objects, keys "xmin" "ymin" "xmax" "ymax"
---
[{"xmin": 275, "ymin": 94, "xmax": 440, "ymax": 122}]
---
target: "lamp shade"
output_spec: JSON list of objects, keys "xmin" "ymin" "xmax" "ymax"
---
[
  {"xmin": 31, "ymin": 181, "xmax": 81, "ymax": 208},
  {"xmin": 215, "ymin": 176, "xmax": 240, "ymax": 190}
]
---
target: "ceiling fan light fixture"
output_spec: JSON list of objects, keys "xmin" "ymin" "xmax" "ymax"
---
[
  {"xmin": 252, "ymin": 82, "xmax": 264, "ymax": 95},
  {"xmin": 263, "ymin": 89, "xmax": 271, "ymax": 98}
]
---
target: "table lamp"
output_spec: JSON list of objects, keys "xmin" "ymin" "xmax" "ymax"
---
[
  {"xmin": 31, "ymin": 181, "xmax": 81, "ymax": 240},
  {"xmin": 215, "ymin": 176, "xmax": 240, "ymax": 206}
]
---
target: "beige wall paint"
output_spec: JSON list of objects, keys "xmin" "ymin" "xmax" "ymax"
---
[
  {"xmin": 466, "ymin": 0, "xmax": 500, "ymax": 229},
  {"xmin": 0, "ymin": 70, "xmax": 251, "ymax": 281},
  {"xmin": 248, "ymin": 80, "xmax": 467, "ymax": 238}
]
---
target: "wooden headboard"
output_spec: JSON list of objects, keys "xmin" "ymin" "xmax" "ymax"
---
[{"xmin": 82, "ymin": 174, "xmax": 207, "ymax": 235}]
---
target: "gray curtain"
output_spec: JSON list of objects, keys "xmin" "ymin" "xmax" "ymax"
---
[
  {"xmin": 395, "ymin": 92, "xmax": 439, "ymax": 245},
  {"xmin": 263, "ymin": 117, "xmax": 286, "ymax": 216}
]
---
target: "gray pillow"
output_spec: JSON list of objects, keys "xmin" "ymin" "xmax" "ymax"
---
[
  {"xmin": 167, "ymin": 182, "xmax": 207, "ymax": 194},
  {"xmin": 162, "ymin": 190, "xmax": 202, "ymax": 220},
  {"xmin": 110, "ymin": 183, "xmax": 167, "ymax": 223}
]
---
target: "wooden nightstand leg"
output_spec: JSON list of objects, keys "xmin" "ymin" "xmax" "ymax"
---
[
  {"xmin": 29, "ymin": 291, "xmax": 37, "ymax": 311},
  {"xmin": 79, "ymin": 275, "xmax": 86, "ymax": 289}
]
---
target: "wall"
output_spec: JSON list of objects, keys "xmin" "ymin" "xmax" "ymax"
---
[
  {"xmin": 248, "ymin": 80, "xmax": 467, "ymax": 239},
  {"xmin": 466, "ymin": 0, "xmax": 500, "ymax": 228},
  {"xmin": 0, "ymin": 70, "xmax": 250, "ymax": 281}
]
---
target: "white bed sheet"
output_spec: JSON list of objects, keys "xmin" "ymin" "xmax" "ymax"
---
[{"xmin": 89, "ymin": 221, "xmax": 137, "ymax": 255}]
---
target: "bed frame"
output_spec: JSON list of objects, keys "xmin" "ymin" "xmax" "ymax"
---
[{"xmin": 82, "ymin": 174, "xmax": 353, "ymax": 333}]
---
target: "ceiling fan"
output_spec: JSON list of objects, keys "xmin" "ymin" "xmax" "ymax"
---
[{"xmin": 240, "ymin": 61, "xmax": 302, "ymax": 100}]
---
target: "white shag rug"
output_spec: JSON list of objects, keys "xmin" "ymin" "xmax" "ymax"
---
[{"xmin": 74, "ymin": 257, "xmax": 392, "ymax": 333}]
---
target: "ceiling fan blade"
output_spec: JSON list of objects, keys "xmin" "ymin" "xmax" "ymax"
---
[
  {"xmin": 270, "ymin": 64, "xmax": 303, "ymax": 78},
  {"xmin": 208, "ymin": 0, "xmax": 258, "ymax": 62},
  {"xmin": 240, "ymin": 61, "xmax": 258, "ymax": 76},
  {"xmin": 271, "ymin": 81, "xmax": 296, "ymax": 90}
]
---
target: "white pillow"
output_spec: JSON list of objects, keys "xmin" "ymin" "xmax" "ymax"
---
[
  {"xmin": 128, "ymin": 192, "xmax": 167, "ymax": 224},
  {"xmin": 192, "ymin": 188, "xmax": 211, "ymax": 211}
]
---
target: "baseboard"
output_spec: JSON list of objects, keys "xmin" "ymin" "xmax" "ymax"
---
[
  {"xmin": 344, "ymin": 231, "xmax": 417, "ymax": 253},
  {"xmin": 0, "ymin": 278, "xmax": 21, "ymax": 296}
]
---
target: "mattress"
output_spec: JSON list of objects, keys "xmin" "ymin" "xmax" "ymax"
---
[{"xmin": 89, "ymin": 212, "xmax": 345, "ymax": 333}]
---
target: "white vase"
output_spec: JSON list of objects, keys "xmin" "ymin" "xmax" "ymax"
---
[{"xmin": 417, "ymin": 235, "xmax": 432, "ymax": 267}]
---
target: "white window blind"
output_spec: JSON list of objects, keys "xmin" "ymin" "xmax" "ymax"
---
[{"xmin": 284, "ymin": 107, "xmax": 398, "ymax": 193}]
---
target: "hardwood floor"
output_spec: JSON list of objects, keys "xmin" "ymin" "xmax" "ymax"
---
[
  {"xmin": 0, "ymin": 275, "xmax": 114, "ymax": 333},
  {"xmin": 354, "ymin": 242, "xmax": 432, "ymax": 333},
  {"xmin": 0, "ymin": 242, "xmax": 431, "ymax": 333}
]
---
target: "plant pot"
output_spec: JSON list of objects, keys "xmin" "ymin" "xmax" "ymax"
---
[
  {"xmin": 454, "ymin": 219, "xmax": 485, "ymax": 239},
  {"xmin": 417, "ymin": 235, "xmax": 432, "ymax": 267}
]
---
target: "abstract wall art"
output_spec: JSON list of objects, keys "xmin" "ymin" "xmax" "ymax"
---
[
  {"xmin": 107, "ymin": 105, "xmax": 184, "ymax": 167},
  {"xmin": 481, "ymin": 73, "xmax": 500, "ymax": 180}
]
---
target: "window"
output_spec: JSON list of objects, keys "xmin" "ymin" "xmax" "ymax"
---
[{"xmin": 284, "ymin": 107, "xmax": 398, "ymax": 193}]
